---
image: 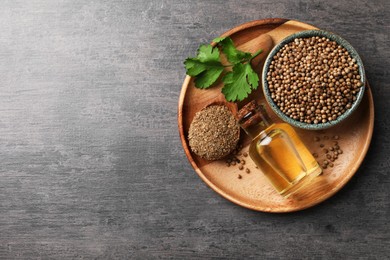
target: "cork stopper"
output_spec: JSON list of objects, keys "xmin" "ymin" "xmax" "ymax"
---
[
  {"xmin": 237, "ymin": 100, "xmax": 258, "ymax": 121},
  {"xmin": 237, "ymin": 101, "xmax": 272, "ymax": 138}
]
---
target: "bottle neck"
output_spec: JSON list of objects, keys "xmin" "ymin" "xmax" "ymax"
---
[{"xmin": 238, "ymin": 102, "xmax": 273, "ymax": 139}]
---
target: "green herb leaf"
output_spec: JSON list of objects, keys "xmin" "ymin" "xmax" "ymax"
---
[
  {"xmin": 221, "ymin": 63, "xmax": 259, "ymax": 102},
  {"xmin": 183, "ymin": 37, "xmax": 261, "ymax": 101},
  {"xmin": 213, "ymin": 37, "xmax": 252, "ymax": 64},
  {"xmin": 184, "ymin": 44, "xmax": 224, "ymax": 88}
]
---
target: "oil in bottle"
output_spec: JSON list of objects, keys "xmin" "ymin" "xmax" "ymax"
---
[{"xmin": 238, "ymin": 101, "xmax": 322, "ymax": 196}]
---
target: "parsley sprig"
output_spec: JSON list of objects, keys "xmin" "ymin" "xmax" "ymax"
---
[{"xmin": 184, "ymin": 37, "xmax": 262, "ymax": 102}]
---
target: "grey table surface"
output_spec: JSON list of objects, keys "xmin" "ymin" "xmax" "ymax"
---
[{"xmin": 0, "ymin": 0, "xmax": 389, "ymax": 259}]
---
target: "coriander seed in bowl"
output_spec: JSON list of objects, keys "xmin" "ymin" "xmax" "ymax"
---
[{"xmin": 262, "ymin": 30, "xmax": 366, "ymax": 130}]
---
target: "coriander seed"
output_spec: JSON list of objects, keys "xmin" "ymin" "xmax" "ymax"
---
[{"xmin": 266, "ymin": 36, "xmax": 364, "ymax": 124}]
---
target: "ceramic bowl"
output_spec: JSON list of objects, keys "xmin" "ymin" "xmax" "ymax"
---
[{"xmin": 262, "ymin": 30, "xmax": 366, "ymax": 130}]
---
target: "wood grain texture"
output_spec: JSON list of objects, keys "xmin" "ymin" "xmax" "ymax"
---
[{"xmin": 0, "ymin": 0, "xmax": 389, "ymax": 259}]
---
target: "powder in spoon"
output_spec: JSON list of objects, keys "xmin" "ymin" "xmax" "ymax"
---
[{"xmin": 188, "ymin": 105, "xmax": 240, "ymax": 161}]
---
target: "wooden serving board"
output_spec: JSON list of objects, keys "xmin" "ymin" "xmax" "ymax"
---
[{"xmin": 178, "ymin": 18, "xmax": 374, "ymax": 212}]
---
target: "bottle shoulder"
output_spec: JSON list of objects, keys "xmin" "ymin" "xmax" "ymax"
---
[
  {"xmin": 267, "ymin": 122, "xmax": 293, "ymax": 130},
  {"xmin": 267, "ymin": 122, "xmax": 298, "ymax": 135}
]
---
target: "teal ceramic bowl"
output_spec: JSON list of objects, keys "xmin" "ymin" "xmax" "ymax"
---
[{"xmin": 262, "ymin": 30, "xmax": 366, "ymax": 130}]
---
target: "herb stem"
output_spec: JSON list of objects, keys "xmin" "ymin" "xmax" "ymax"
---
[{"xmin": 250, "ymin": 49, "xmax": 263, "ymax": 62}]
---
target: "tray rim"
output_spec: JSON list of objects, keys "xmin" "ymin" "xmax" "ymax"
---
[{"xmin": 177, "ymin": 18, "xmax": 375, "ymax": 213}]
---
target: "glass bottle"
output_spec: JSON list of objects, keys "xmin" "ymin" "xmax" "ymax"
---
[{"xmin": 238, "ymin": 101, "xmax": 322, "ymax": 197}]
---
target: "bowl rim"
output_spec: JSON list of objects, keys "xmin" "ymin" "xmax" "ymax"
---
[{"xmin": 261, "ymin": 29, "xmax": 366, "ymax": 130}]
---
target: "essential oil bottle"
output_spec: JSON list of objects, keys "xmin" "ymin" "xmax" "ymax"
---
[{"xmin": 238, "ymin": 101, "xmax": 322, "ymax": 197}]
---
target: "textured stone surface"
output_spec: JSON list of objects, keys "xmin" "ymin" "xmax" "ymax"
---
[{"xmin": 0, "ymin": 0, "xmax": 389, "ymax": 259}]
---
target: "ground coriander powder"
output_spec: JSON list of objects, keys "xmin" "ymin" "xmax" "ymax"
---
[{"xmin": 188, "ymin": 105, "xmax": 240, "ymax": 161}]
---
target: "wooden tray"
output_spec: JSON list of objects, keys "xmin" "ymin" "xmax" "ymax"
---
[{"xmin": 178, "ymin": 18, "xmax": 374, "ymax": 213}]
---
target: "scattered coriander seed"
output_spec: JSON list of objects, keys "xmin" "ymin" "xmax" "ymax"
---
[
  {"xmin": 313, "ymin": 153, "xmax": 318, "ymax": 158},
  {"xmin": 227, "ymin": 163, "xmax": 231, "ymax": 167},
  {"xmin": 333, "ymin": 135, "xmax": 339, "ymax": 140},
  {"xmin": 311, "ymin": 134, "xmax": 343, "ymax": 172},
  {"xmin": 238, "ymin": 174, "xmax": 242, "ymax": 179},
  {"xmin": 238, "ymin": 165, "xmax": 244, "ymax": 170},
  {"xmin": 245, "ymin": 168, "xmax": 250, "ymax": 173},
  {"xmin": 323, "ymin": 160, "xmax": 329, "ymax": 165},
  {"xmin": 241, "ymin": 159, "xmax": 246, "ymax": 165},
  {"xmin": 231, "ymin": 161, "xmax": 236, "ymax": 166},
  {"xmin": 243, "ymin": 152, "xmax": 248, "ymax": 157},
  {"xmin": 320, "ymin": 144, "xmax": 325, "ymax": 148}
]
